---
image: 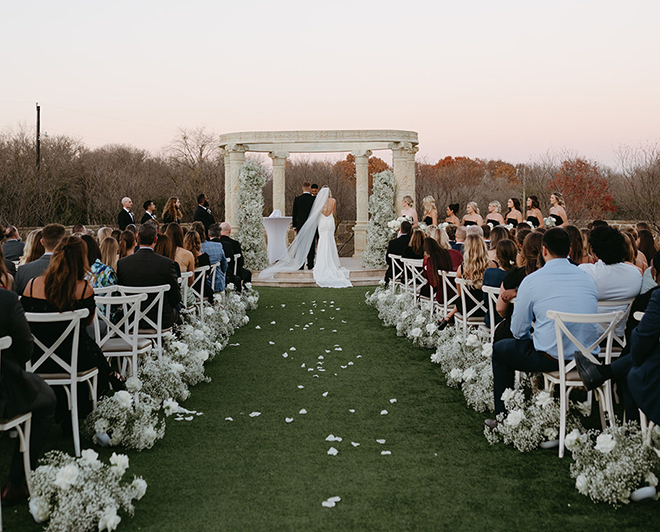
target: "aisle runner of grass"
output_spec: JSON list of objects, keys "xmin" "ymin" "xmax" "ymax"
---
[{"xmin": 2, "ymin": 287, "xmax": 656, "ymax": 531}]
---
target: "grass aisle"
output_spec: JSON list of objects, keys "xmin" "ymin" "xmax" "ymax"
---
[{"xmin": 3, "ymin": 287, "xmax": 656, "ymax": 531}]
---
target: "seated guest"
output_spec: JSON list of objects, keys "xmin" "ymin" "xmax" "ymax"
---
[
  {"xmin": 82, "ymin": 235, "xmax": 117, "ymax": 289},
  {"xmin": 0, "ymin": 289, "xmax": 57, "ymax": 505},
  {"xmin": 485, "ymin": 228, "xmax": 598, "ymax": 427},
  {"xmin": 2, "ymin": 225, "xmax": 25, "ymax": 262},
  {"xmin": 153, "ymin": 233, "xmax": 180, "ymax": 279},
  {"xmin": 0, "ymin": 246, "xmax": 14, "ymax": 290},
  {"xmin": 445, "ymin": 223, "xmax": 458, "ymax": 245},
  {"xmin": 117, "ymin": 223, "xmax": 181, "ymax": 330},
  {"xmin": 71, "ymin": 224, "xmax": 87, "ymax": 236},
  {"xmin": 565, "ymin": 225, "xmax": 588, "ymax": 265},
  {"xmin": 576, "ymin": 288, "xmax": 660, "ymax": 426},
  {"xmin": 494, "ymin": 232, "xmax": 544, "ymax": 342},
  {"xmin": 100, "ymin": 237, "xmax": 119, "ymax": 276},
  {"xmin": 118, "ymin": 230, "xmax": 136, "ymax": 259},
  {"xmin": 402, "ymin": 230, "xmax": 425, "ymax": 260},
  {"xmin": 202, "ymin": 223, "xmax": 228, "ymax": 292},
  {"xmin": 421, "ymin": 237, "xmax": 453, "ymax": 302},
  {"xmin": 622, "ymin": 231, "xmax": 646, "ymax": 273},
  {"xmin": 483, "ymin": 239, "xmax": 518, "ymax": 328},
  {"xmin": 13, "ymin": 224, "xmax": 66, "ymax": 296},
  {"xmin": 111, "ymin": 229, "xmax": 121, "ymax": 243},
  {"xmin": 451, "ymin": 225, "xmax": 466, "ymax": 254},
  {"xmin": 165, "ymin": 223, "xmax": 195, "ymax": 286},
  {"xmin": 579, "ymin": 225, "xmax": 642, "ymax": 337},
  {"xmin": 439, "ymin": 233, "xmax": 490, "ymax": 329},
  {"xmin": 487, "ymin": 226, "xmax": 510, "ymax": 266},
  {"xmin": 183, "ymin": 231, "xmax": 213, "ymax": 300},
  {"xmin": 19, "ymin": 230, "xmax": 45, "ymax": 267},
  {"xmin": 622, "ymin": 251, "xmax": 660, "ymax": 349},
  {"xmin": 432, "ymin": 226, "xmax": 462, "ymax": 271},
  {"xmin": 384, "ymin": 220, "xmax": 412, "ymax": 283},
  {"xmin": 21, "ymin": 237, "xmax": 120, "ymax": 397},
  {"xmin": 220, "ymin": 222, "xmax": 251, "ymax": 291},
  {"xmin": 97, "ymin": 227, "xmax": 113, "ymax": 242}
]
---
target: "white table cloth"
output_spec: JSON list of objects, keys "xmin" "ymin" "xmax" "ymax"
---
[{"xmin": 263, "ymin": 215, "xmax": 292, "ymax": 264}]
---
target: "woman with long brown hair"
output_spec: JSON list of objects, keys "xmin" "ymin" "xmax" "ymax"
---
[
  {"xmin": 421, "ymin": 237, "xmax": 453, "ymax": 302},
  {"xmin": 165, "ymin": 223, "xmax": 195, "ymax": 285},
  {"xmin": 118, "ymin": 230, "xmax": 136, "ymax": 259},
  {"xmin": 183, "ymin": 230, "xmax": 213, "ymax": 298},
  {"xmin": 0, "ymin": 245, "xmax": 13, "ymax": 289},
  {"xmin": 20, "ymin": 236, "xmax": 121, "ymax": 394},
  {"xmin": 162, "ymin": 197, "xmax": 183, "ymax": 224},
  {"xmin": 402, "ymin": 230, "xmax": 425, "ymax": 259}
]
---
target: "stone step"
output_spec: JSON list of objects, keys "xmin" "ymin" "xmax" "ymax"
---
[
  {"xmin": 251, "ymin": 262, "xmax": 386, "ymax": 288},
  {"xmin": 252, "ymin": 276, "xmax": 384, "ymax": 288}
]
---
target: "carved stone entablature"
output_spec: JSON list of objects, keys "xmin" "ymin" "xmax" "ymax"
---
[{"xmin": 268, "ymin": 151, "xmax": 290, "ymax": 160}]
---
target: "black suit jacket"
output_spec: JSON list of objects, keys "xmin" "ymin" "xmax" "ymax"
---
[
  {"xmin": 0, "ymin": 290, "xmax": 37, "ymax": 418},
  {"xmin": 212, "ymin": 237, "xmax": 240, "ymax": 288},
  {"xmin": 140, "ymin": 212, "xmax": 156, "ymax": 224},
  {"xmin": 292, "ymin": 193, "xmax": 315, "ymax": 231},
  {"xmin": 116, "ymin": 248, "xmax": 181, "ymax": 329},
  {"xmin": 118, "ymin": 209, "xmax": 135, "ymax": 230},
  {"xmin": 2, "ymin": 240, "xmax": 25, "ymax": 262},
  {"xmin": 384, "ymin": 233, "xmax": 411, "ymax": 282},
  {"xmin": 194, "ymin": 205, "xmax": 216, "ymax": 231},
  {"xmin": 13, "ymin": 254, "xmax": 52, "ymax": 296}
]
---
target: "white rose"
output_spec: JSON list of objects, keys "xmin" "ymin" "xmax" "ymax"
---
[
  {"xmin": 534, "ymin": 391, "xmax": 553, "ymax": 408},
  {"xmin": 125, "ymin": 376, "xmax": 142, "ymax": 393},
  {"xmin": 414, "ymin": 313, "xmax": 426, "ymax": 325},
  {"xmin": 244, "ymin": 282, "xmax": 252, "ymax": 289},
  {"xmin": 645, "ymin": 472, "xmax": 658, "ymax": 487},
  {"xmin": 401, "ymin": 311, "xmax": 409, "ymax": 320},
  {"xmin": 575, "ymin": 474, "xmax": 589, "ymax": 494},
  {"xmin": 564, "ymin": 429, "xmax": 582, "ymax": 451},
  {"xmin": 449, "ymin": 368, "xmax": 463, "ymax": 381},
  {"xmin": 465, "ymin": 334, "xmax": 479, "ymax": 347},
  {"xmin": 171, "ymin": 341, "xmax": 189, "ymax": 355},
  {"xmin": 80, "ymin": 449, "xmax": 99, "ymax": 464},
  {"xmin": 426, "ymin": 323, "xmax": 437, "ymax": 334},
  {"xmin": 462, "ymin": 367, "xmax": 476, "ymax": 381},
  {"xmin": 131, "ymin": 478, "xmax": 148, "ymax": 500},
  {"xmin": 505, "ymin": 409, "xmax": 525, "ymax": 428},
  {"xmin": 543, "ymin": 427, "xmax": 558, "ymax": 441},
  {"xmin": 194, "ymin": 329, "xmax": 205, "ymax": 340},
  {"xmin": 500, "ymin": 388, "xmax": 516, "ymax": 404},
  {"xmin": 29, "ymin": 496, "xmax": 51, "ymax": 522},
  {"xmin": 198, "ymin": 349, "xmax": 209, "ymax": 362},
  {"xmin": 595, "ymin": 433, "xmax": 616, "ymax": 454},
  {"xmin": 171, "ymin": 362, "xmax": 186, "ymax": 374},
  {"xmin": 481, "ymin": 343, "xmax": 493, "ymax": 357},
  {"xmin": 410, "ymin": 328, "xmax": 423, "ymax": 338},
  {"xmin": 98, "ymin": 506, "xmax": 122, "ymax": 532},
  {"xmin": 95, "ymin": 418, "xmax": 109, "ymax": 434},
  {"xmin": 54, "ymin": 464, "xmax": 79, "ymax": 490},
  {"xmin": 109, "ymin": 453, "xmax": 129, "ymax": 476},
  {"xmin": 113, "ymin": 390, "xmax": 132, "ymax": 409},
  {"xmin": 163, "ymin": 398, "xmax": 180, "ymax": 416},
  {"xmin": 222, "ymin": 315, "xmax": 230, "ymax": 324},
  {"xmin": 378, "ymin": 292, "xmax": 388, "ymax": 301},
  {"xmin": 575, "ymin": 401, "xmax": 591, "ymax": 417}
]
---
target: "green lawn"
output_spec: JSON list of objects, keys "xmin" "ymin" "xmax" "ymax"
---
[{"xmin": 2, "ymin": 287, "xmax": 657, "ymax": 531}]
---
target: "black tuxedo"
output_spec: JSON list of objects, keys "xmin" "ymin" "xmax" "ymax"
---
[
  {"xmin": 212, "ymin": 237, "xmax": 241, "ymax": 289},
  {"xmin": 116, "ymin": 248, "xmax": 180, "ymax": 329},
  {"xmin": 384, "ymin": 233, "xmax": 411, "ymax": 282},
  {"xmin": 13, "ymin": 254, "xmax": 51, "ymax": 296},
  {"xmin": 219, "ymin": 235, "xmax": 252, "ymax": 289},
  {"xmin": 118, "ymin": 209, "xmax": 135, "ymax": 230},
  {"xmin": 140, "ymin": 212, "xmax": 157, "ymax": 224},
  {"xmin": 194, "ymin": 205, "xmax": 215, "ymax": 232},
  {"xmin": 2, "ymin": 240, "xmax": 25, "ymax": 262},
  {"xmin": 292, "ymin": 192, "xmax": 316, "ymax": 268}
]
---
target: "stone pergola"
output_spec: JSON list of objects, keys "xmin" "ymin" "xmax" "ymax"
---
[{"xmin": 218, "ymin": 130, "xmax": 419, "ymax": 257}]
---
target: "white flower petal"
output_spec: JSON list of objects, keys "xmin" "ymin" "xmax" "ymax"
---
[
  {"xmin": 376, "ymin": 439, "xmax": 386, "ymax": 444},
  {"xmin": 390, "ymin": 398, "xmax": 397, "ymax": 403},
  {"xmin": 327, "ymin": 447, "xmax": 338, "ymax": 456},
  {"xmin": 351, "ymin": 442, "xmax": 360, "ymax": 447},
  {"xmin": 349, "ymin": 409, "xmax": 355, "ymax": 413},
  {"xmin": 285, "ymin": 417, "xmax": 294, "ymax": 423},
  {"xmin": 322, "ymin": 500, "xmax": 335, "ymax": 508},
  {"xmin": 269, "ymin": 341, "xmax": 275, "ymax": 345},
  {"xmin": 282, "ymin": 353, "xmax": 288, "ymax": 358},
  {"xmin": 298, "ymin": 385, "xmax": 304, "ymax": 389},
  {"xmin": 322, "ymin": 392, "xmax": 329, "ymax": 397},
  {"xmin": 380, "ymin": 410, "xmax": 388, "ymax": 415},
  {"xmin": 249, "ymin": 411, "xmax": 261, "ymax": 417},
  {"xmin": 255, "ymin": 326, "xmax": 261, "ymax": 329},
  {"xmin": 381, "ymin": 451, "xmax": 392, "ymax": 455},
  {"xmin": 299, "ymin": 409, "xmax": 307, "ymax": 414}
]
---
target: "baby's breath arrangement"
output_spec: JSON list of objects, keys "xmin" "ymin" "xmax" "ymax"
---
[
  {"xmin": 236, "ymin": 160, "xmax": 269, "ymax": 271},
  {"xmin": 363, "ymin": 170, "xmax": 396, "ymax": 268},
  {"xmin": 567, "ymin": 424, "xmax": 660, "ymax": 506},
  {"xmin": 137, "ymin": 355, "xmax": 190, "ymax": 404},
  {"xmin": 29, "ymin": 449, "xmax": 147, "ymax": 532}
]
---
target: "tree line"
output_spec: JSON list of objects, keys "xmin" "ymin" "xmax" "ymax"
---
[{"xmin": 1, "ymin": 126, "xmax": 659, "ymax": 231}]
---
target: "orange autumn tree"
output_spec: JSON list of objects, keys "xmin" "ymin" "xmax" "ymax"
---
[
  {"xmin": 548, "ymin": 158, "xmax": 617, "ymax": 222},
  {"xmin": 332, "ymin": 153, "xmax": 391, "ymax": 192}
]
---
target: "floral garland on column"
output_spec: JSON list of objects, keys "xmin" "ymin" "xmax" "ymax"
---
[
  {"xmin": 362, "ymin": 170, "xmax": 396, "ymax": 268},
  {"xmin": 236, "ymin": 160, "xmax": 270, "ymax": 271}
]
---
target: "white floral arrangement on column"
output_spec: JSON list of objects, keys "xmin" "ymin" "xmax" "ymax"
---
[
  {"xmin": 236, "ymin": 160, "xmax": 270, "ymax": 271},
  {"xmin": 363, "ymin": 170, "xmax": 396, "ymax": 268}
]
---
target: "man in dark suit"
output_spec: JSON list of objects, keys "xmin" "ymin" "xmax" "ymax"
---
[
  {"xmin": 2, "ymin": 226, "xmax": 25, "ymax": 262},
  {"xmin": 292, "ymin": 181, "xmax": 316, "ymax": 269},
  {"xmin": 13, "ymin": 224, "xmax": 66, "ymax": 296},
  {"xmin": 118, "ymin": 197, "xmax": 135, "ymax": 230},
  {"xmin": 384, "ymin": 220, "xmax": 412, "ymax": 283},
  {"xmin": 117, "ymin": 223, "xmax": 181, "ymax": 329},
  {"xmin": 194, "ymin": 193, "xmax": 216, "ymax": 235},
  {"xmin": 220, "ymin": 222, "xmax": 251, "ymax": 291},
  {"xmin": 140, "ymin": 200, "xmax": 158, "ymax": 224},
  {"xmin": 0, "ymin": 289, "xmax": 57, "ymax": 504}
]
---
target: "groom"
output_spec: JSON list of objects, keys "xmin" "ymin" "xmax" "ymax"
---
[{"xmin": 292, "ymin": 181, "xmax": 316, "ymax": 269}]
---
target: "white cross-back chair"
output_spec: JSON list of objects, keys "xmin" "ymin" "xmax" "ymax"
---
[
  {"xmin": 113, "ymin": 284, "xmax": 172, "ymax": 353},
  {"xmin": 190, "ymin": 265, "xmax": 210, "ymax": 322},
  {"xmin": 25, "ymin": 309, "xmax": 97, "ymax": 457},
  {"xmin": 454, "ymin": 278, "xmax": 488, "ymax": 335},
  {"xmin": 0, "ymin": 336, "xmax": 32, "ymax": 530},
  {"xmin": 440, "ymin": 270, "xmax": 459, "ymax": 318},
  {"xmin": 209, "ymin": 262, "xmax": 221, "ymax": 293},
  {"xmin": 93, "ymin": 292, "xmax": 151, "ymax": 377},
  {"xmin": 389, "ymin": 254, "xmax": 404, "ymax": 293},
  {"xmin": 481, "ymin": 285, "xmax": 501, "ymax": 343},
  {"xmin": 401, "ymin": 258, "xmax": 426, "ymax": 304},
  {"xmin": 597, "ymin": 298, "xmax": 635, "ymax": 356},
  {"xmin": 543, "ymin": 309, "xmax": 623, "ymax": 458},
  {"xmin": 639, "ymin": 410, "xmax": 656, "ymax": 447},
  {"xmin": 232, "ymin": 253, "xmax": 241, "ymax": 277}
]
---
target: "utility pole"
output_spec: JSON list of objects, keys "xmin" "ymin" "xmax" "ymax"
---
[{"xmin": 36, "ymin": 102, "xmax": 41, "ymax": 170}]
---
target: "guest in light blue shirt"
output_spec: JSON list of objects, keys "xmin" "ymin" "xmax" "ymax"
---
[
  {"xmin": 488, "ymin": 228, "xmax": 599, "ymax": 417},
  {"xmin": 201, "ymin": 225, "xmax": 228, "ymax": 292}
]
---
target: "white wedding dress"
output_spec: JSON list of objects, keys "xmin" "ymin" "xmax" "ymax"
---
[{"xmin": 259, "ymin": 187, "xmax": 352, "ymax": 288}]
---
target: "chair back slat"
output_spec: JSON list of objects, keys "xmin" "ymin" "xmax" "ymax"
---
[{"xmin": 441, "ymin": 270, "xmax": 459, "ymax": 317}]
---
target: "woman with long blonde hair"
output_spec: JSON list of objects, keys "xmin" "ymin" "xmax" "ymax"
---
[
  {"xmin": 400, "ymin": 195, "xmax": 419, "ymax": 228},
  {"xmin": 422, "ymin": 196, "xmax": 438, "ymax": 226},
  {"xmin": 462, "ymin": 202, "xmax": 484, "ymax": 227},
  {"xmin": 20, "ymin": 229, "xmax": 44, "ymax": 265},
  {"xmin": 162, "ymin": 197, "xmax": 183, "ymax": 224}
]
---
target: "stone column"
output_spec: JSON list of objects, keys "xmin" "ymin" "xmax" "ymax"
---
[
  {"xmin": 352, "ymin": 149, "xmax": 372, "ymax": 258},
  {"xmin": 226, "ymin": 144, "xmax": 247, "ymax": 229},
  {"xmin": 268, "ymin": 151, "xmax": 289, "ymax": 215},
  {"xmin": 390, "ymin": 142, "xmax": 419, "ymax": 214},
  {"xmin": 222, "ymin": 148, "xmax": 231, "ymax": 224}
]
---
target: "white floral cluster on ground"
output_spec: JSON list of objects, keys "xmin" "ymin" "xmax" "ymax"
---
[
  {"xmin": 365, "ymin": 284, "xmax": 493, "ymax": 410},
  {"xmin": 236, "ymin": 160, "xmax": 270, "ymax": 271},
  {"xmin": 82, "ymin": 284, "xmax": 259, "ymax": 453},
  {"xmin": 362, "ymin": 170, "xmax": 396, "ymax": 268},
  {"xmin": 29, "ymin": 449, "xmax": 147, "ymax": 532},
  {"xmin": 567, "ymin": 423, "xmax": 660, "ymax": 506},
  {"xmin": 484, "ymin": 386, "xmax": 586, "ymax": 452}
]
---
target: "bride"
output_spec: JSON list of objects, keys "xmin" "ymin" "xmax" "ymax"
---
[{"xmin": 260, "ymin": 186, "xmax": 352, "ymax": 288}]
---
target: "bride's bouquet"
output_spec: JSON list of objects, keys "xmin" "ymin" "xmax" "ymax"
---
[{"xmin": 387, "ymin": 216, "xmax": 413, "ymax": 238}]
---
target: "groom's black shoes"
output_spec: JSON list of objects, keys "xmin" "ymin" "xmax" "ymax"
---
[{"xmin": 575, "ymin": 352, "xmax": 607, "ymax": 391}]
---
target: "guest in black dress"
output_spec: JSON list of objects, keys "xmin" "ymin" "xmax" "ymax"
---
[
  {"xmin": 505, "ymin": 198, "xmax": 523, "ymax": 227},
  {"xmin": 485, "ymin": 201, "xmax": 505, "ymax": 226},
  {"xmin": 402, "ymin": 230, "xmax": 425, "ymax": 260},
  {"xmin": 462, "ymin": 202, "xmax": 484, "ymax": 227},
  {"xmin": 525, "ymin": 195, "xmax": 544, "ymax": 228}
]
